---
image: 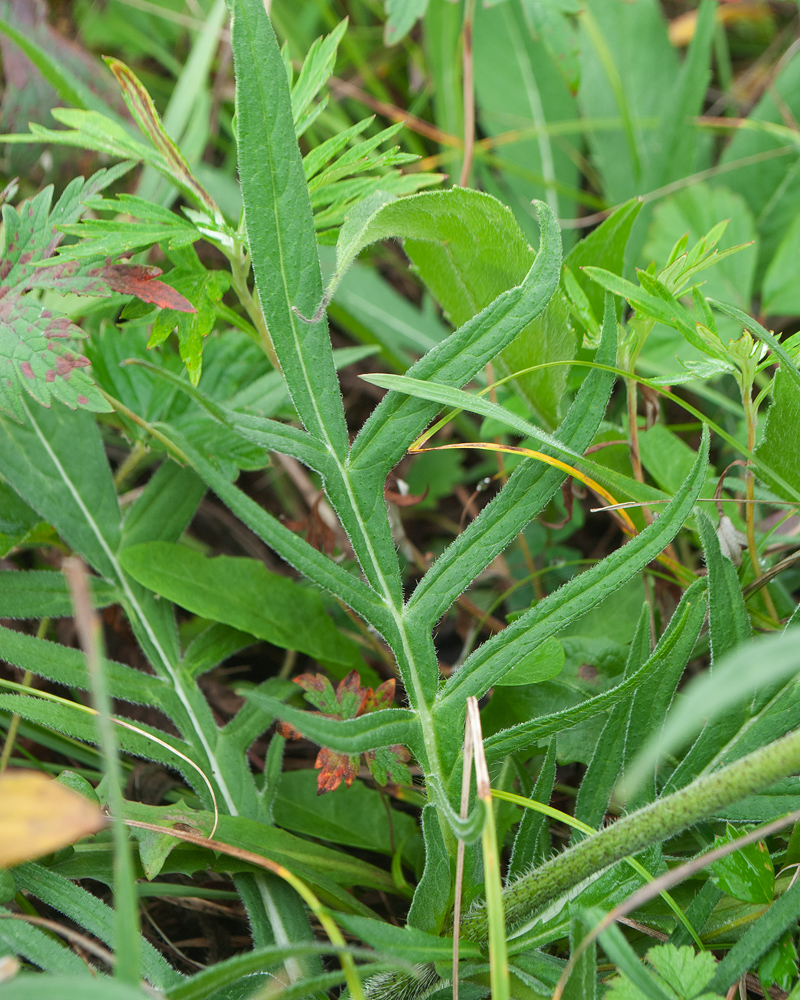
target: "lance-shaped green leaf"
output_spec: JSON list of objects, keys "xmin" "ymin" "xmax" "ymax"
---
[
  {"xmin": 755, "ymin": 367, "xmax": 800, "ymax": 502},
  {"xmin": 621, "ymin": 625, "xmax": 800, "ymax": 799},
  {"xmin": 409, "ymin": 294, "xmax": 619, "ymax": 628},
  {"xmin": 349, "ymin": 198, "xmax": 562, "ymax": 473},
  {"xmin": 0, "ymin": 624, "xmax": 176, "ymax": 713},
  {"xmin": 697, "ymin": 510, "xmax": 751, "ymax": 663},
  {"xmin": 439, "ymin": 428, "xmax": 709, "ymax": 708},
  {"xmin": 120, "ymin": 542, "xmax": 364, "ymax": 675},
  {"xmin": 0, "ymin": 571, "xmax": 117, "ymax": 619},
  {"xmin": 126, "ymin": 358, "xmax": 330, "ymax": 472},
  {"xmin": 13, "ymin": 862, "xmax": 179, "ymax": 989},
  {"xmin": 158, "ymin": 427, "xmax": 394, "ymax": 637},
  {"xmin": 240, "ymin": 688, "xmax": 421, "ymax": 757},
  {"xmin": 336, "ymin": 913, "xmax": 482, "ymax": 963},
  {"xmin": 165, "ymin": 943, "xmax": 406, "ymax": 1000},
  {"xmin": 231, "ymin": 0, "xmax": 348, "ymax": 457},
  {"xmin": 360, "ymin": 370, "xmax": 663, "ymax": 507},
  {"xmin": 0, "ymin": 917, "xmax": 91, "ymax": 978},
  {"xmin": 480, "ymin": 579, "xmax": 706, "ymax": 763}
]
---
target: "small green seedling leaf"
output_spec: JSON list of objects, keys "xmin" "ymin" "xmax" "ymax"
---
[{"xmin": 710, "ymin": 824, "xmax": 775, "ymax": 904}]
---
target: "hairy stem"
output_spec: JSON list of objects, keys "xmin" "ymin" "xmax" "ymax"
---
[{"xmin": 462, "ymin": 724, "xmax": 800, "ymax": 940}]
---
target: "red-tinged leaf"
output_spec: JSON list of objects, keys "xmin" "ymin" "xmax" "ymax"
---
[
  {"xmin": 315, "ymin": 746, "xmax": 359, "ymax": 794},
  {"xmin": 294, "ymin": 672, "xmax": 339, "ymax": 714},
  {"xmin": 0, "ymin": 167, "xmax": 131, "ymax": 418},
  {"xmin": 104, "ymin": 57, "xmax": 218, "ymax": 216},
  {"xmin": 275, "ymin": 720, "xmax": 304, "ymax": 741},
  {"xmin": 361, "ymin": 678, "xmax": 396, "ymax": 714},
  {"xmin": 335, "ymin": 670, "xmax": 370, "ymax": 719},
  {"xmin": 365, "ymin": 744, "xmax": 412, "ymax": 787},
  {"xmin": 100, "ymin": 263, "xmax": 196, "ymax": 312}
]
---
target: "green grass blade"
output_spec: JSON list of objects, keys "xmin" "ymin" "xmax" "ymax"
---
[{"xmin": 0, "ymin": 571, "xmax": 117, "ymax": 619}]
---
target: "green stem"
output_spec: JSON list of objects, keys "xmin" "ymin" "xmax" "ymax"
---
[
  {"xmin": 462, "ymin": 724, "xmax": 800, "ymax": 940},
  {"xmin": 229, "ymin": 246, "xmax": 280, "ymax": 369}
]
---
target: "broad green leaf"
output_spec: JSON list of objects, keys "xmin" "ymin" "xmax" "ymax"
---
[
  {"xmin": 481, "ymin": 578, "xmax": 707, "ymax": 764},
  {"xmin": 441, "ymin": 428, "xmax": 709, "ymax": 708},
  {"xmin": 409, "ymin": 294, "xmax": 619, "ymax": 627},
  {"xmin": 12, "ymin": 863, "xmax": 178, "ymax": 989},
  {"xmin": 273, "ymin": 770, "xmax": 419, "ymax": 860},
  {"xmin": 120, "ymin": 542, "xmax": 364, "ymax": 675},
  {"xmin": 0, "ymin": 404, "xmax": 121, "ymax": 579},
  {"xmin": 759, "ymin": 932, "xmax": 798, "ymax": 993},
  {"xmin": 231, "ymin": 0, "xmax": 348, "ymax": 457},
  {"xmin": 707, "ymin": 881, "xmax": 800, "ymax": 994},
  {"xmin": 407, "ymin": 804, "xmax": 452, "ymax": 935},
  {"xmin": 349, "ymin": 195, "xmax": 562, "ymax": 474},
  {"xmin": 384, "ymin": 0, "xmax": 429, "ymax": 45},
  {"xmin": 762, "ymin": 215, "xmax": 800, "ymax": 316},
  {"xmin": 0, "ymin": 571, "xmax": 117, "ymax": 619},
  {"xmin": 754, "ymin": 367, "xmax": 800, "ymax": 502},
  {"xmin": 622, "ymin": 626, "xmax": 800, "ymax": 798},
  {"xmin": 473, "ymin": 0, "xmax": 579, "ymax": 239},
  {"xmin": 710, "ymin": 824, "xmax": 774, "ymax": 905}
]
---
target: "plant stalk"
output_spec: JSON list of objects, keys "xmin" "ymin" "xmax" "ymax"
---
[{"xmin": 462, "ymin": 723, "xmax": 800, "ymax": 941}]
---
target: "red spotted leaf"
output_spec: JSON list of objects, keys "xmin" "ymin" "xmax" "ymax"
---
[
  {"xmin": 0, "ymin": 166, "xmax": 136, "ymax": 418},
  {"xmin": 101, "ymin": 263, "xmax": 196, "ymax": 312}
]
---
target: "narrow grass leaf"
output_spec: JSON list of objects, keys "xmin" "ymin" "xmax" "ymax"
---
[{"xmin": 0, "ymin": 571, "xmax": 117, "ymax": 619}]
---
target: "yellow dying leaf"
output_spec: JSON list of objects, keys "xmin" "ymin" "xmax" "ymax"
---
[{"xmin": 0, "ymin": 770, "xmax": 105, "ymax": 867}]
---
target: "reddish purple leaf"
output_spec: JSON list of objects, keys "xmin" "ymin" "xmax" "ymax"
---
[{"xmin": 101, "ymin": 263, "xmax": 196, "ymax": 313}]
